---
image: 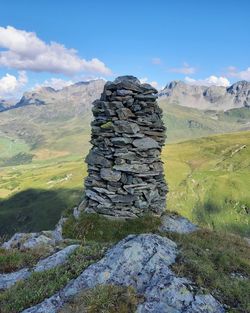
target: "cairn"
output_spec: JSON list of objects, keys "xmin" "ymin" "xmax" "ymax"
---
[{"xmin": 83, "ymin": 76, "xmax": 167, "ymax": 218}]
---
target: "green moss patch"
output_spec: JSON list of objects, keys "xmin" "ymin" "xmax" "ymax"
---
[{"xmin": 62, "ymin": 213, "xmax": 161, "ymax": 243}]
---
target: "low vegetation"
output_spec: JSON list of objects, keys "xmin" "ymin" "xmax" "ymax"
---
[
  {"xmin": 0, "ymin": 246, "xmax": 51, "ymax": 273},
  {"xmin": 1, "ymin": 131, "xmax": 249, "ymax": 237},
  {"xmin": 63, "ymin": 213, "xmax": 161, "ymax": 243},
  {"xmin": 0, "ymin": 242, "xmax": 110, "ymax": 313},
  {"xmin": 0, "ymin": 211, "xmax": 249, "ymax": 313},
  {"xmin": 59, "ymin": 285, "xmax": 141, "ymax": 313},
  {"xmin": 167, "ymin": 229, "xmax": 250, "ymax": 313}
]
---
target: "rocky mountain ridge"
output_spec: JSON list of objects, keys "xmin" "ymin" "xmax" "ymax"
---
[
  {"xmin": 1, "ymin": 79, "xmax": 249, "ymax": 114},
  {"xmin": 159, "ymin": 80, "xmax": 250, "ymax": 110},
  {"xmin": 0, "ymin": 79, "xmax": 105, "ymax": 114}
]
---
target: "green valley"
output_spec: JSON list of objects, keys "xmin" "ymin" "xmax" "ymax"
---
[{"xmin": 0, "ymin": 130, "xmax": 249, "ymax": 237}]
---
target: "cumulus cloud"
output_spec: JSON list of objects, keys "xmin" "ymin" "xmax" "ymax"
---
[
  {"xmin": 152, "ymin": 57, "xmax": 161, "ymax": 65},
  {"xmin": 227, "ymin": 66, "xmax": 250, "ymax": 80},
  {"xmin": 35, "ymin": 78, "xmax": 74, "ymax": 90},
  {"xmin": 185, "ymin": 75, "xmax": 230, "ymax": 87},
  {"xmin": 169, "ymin": 62, "xmax": 196, "ymax": 75},
  {"xmin": 0, "ymin": 71, "xmax": 27, "ymax": 97},
  {"xmin": 139, "ymin": 77, "xmax": 159, "ymax": 89},
  {"xmin": 0, "ymin": 26, "xmax": 112, "ymax": 76}
]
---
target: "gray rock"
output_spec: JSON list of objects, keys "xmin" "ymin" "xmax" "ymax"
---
[
  {"xmin": 85, "ymin": 150, "xmax": 112, "ymax": 167},
  {"xmin": 108, "ymin": 194, "xmax": 135, "ymax": 204},
  {"xmin": 100, "ymin": 168, "xmax": 121, "ymax": 182},
  {"xmin": 21, "ymin": 234, "xmax": 224, "ymax": 313},
  {"xmin": 116, "ymin": 107, "xmax": 135, "ymax": 119},
  {"xmin": 0, "ymin": 268, "xmax": 30, "ymax": 290},
  {"xmin": 92, "ymin": 187, "xmax": 115, "ymax": 195},
  {"xmin": 85, "ymin": 190, "xmax": 111, "ymax": 206},
  {"xmin": 111, "ymin": 137, "xmax": 132, "ymax": 145},
  {"xmin": 113, "ymin": 163, "xmax": 149, "ymax": 173},
  {"xmin": 160, "ymin": 214, "xmax": 198, "ymax": 234},
  {"xmin": 34, "ymin": 245, "xmax": 79, "ymax": 272},
  {"xmin": 116, "ymin": 89, "xmax": 134, "ymax": 96},
  {"xmin": 133, "ymin": 137, "xmax": 159, "ymax": 150},
  {"xmin": 0, "ymin": 245, "xmax": 79, "ymax": 290},
  {"xmin": 114, "ymin": 120, "xmax": 140, "ymax": 134},
  {"xmin": 2, "ymin": 233, "xmax": 55, "ymax": 251},
  {"xmin": 52, "ymin": 217, "xmax": 68, "ymax": 241}
]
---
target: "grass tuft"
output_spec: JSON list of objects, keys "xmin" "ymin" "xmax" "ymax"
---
[
  {"xmin": 59, "ymin": 285, "xmax": 142, "ymax": 313},
  {"xmin": 62, "ymin": 213, "xmax": 161, "ymax": 243},
  {"xmin": 165, "ymin": 229, "xmax": 250, "ymax": 313},
  {"xmin": 0, "ymin": 242, "xmax": 109, "ymax": 313},
  {"xmin": 0, "ymin": 246, "xmax": 51, "ymax": 273}
]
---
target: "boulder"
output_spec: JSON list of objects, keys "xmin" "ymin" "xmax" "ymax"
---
[{"xmin": 21, "ymin": 234, "xmax": 224, "ymax": 313}]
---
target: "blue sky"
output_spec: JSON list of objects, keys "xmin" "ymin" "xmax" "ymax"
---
[{"xmin": 0, "ymin": 0, "xmax": 249, "ymax": 98}]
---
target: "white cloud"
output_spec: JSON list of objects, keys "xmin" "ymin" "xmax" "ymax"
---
[
  {"xmin": 0, "ymin": 71, "xmax": 27, "ymax": 98},
  {"xmin": 227, "ymin": 66, "xmax": 250, "ymax": 80},
  {"xmin": 0, "ymin": 26, "xmax": 112, "ymax": 76},
  {"xmin": 169, "ymin": 62, "xmax": 196, "ymax": 75},
  {"xmin": 139, "ymin": 77, "xmax": 159, "ymax": 89},
  {"xmin": 185, "ymin": 75, "xmax": 230, "ymax": 87},
  {"xmin": 152, "ymin": 57, "xmax": 161, "ymax": 65},
  {"xmin": 35, "ymin": 78, "xmax": 74, "ymax": 90}
]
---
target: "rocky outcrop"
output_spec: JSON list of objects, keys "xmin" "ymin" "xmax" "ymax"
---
[
  {"xmin": 0, "ymin": 245, "xmax": 79, "ymax": 290},
  {"xmin": 160, "ymin": 213, "xmax": 198, "ymax": 234},
  {"xmin": 83, "ymin": 76, "xmax": 167, "ymax": 218},
  {"xmin": 21, "ymin": 234, "xmax": 224, "ymax": 313},
  {"xmin": 2, "ymin": 217, "xmax": 67, "ymax": 251}
]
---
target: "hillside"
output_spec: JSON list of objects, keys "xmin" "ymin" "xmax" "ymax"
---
[
  {"xmin": 0, "ymin": 92, "xmax": 250, "ymax": 168},
  {"xmin": 0, "ymin": 131, "xmax": 249, "ymax": 237}
]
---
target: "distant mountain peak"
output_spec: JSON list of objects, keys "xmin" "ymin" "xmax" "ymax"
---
[{"xmin": 159, "ymin": 80, "xmax": 250, "ymax": 110}]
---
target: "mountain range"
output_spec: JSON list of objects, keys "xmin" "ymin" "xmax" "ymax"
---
[
  {"xmin": 159, "ymin": 80, "xmax": 250, "ymax": 110},
  {"xmin": 1, "ymin": 79, "xmax": 250, "ymax": 113},
  {"xmin": 0, "ymin": 79, "xmax": 250, "ymax": 167}
]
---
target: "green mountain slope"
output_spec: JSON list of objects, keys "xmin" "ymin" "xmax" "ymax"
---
[
  {"xmin": 0, "ymin": 131, "xmax": 249, "ymax": 237},
  {"xmin": 0, "ymin": 98, "xmax": 249, "ymax": 168},
  {"xmin": 160, "ymin": 100, "xmax": 250, "ymax": 142}
]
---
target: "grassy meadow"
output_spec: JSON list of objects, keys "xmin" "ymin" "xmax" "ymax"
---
[{"xmin": 0, "ymin": 130, "xmax": 249, "ymax": 237}]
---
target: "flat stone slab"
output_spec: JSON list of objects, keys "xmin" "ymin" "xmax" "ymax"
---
[
  {"xmin": 160, "ymin": 213, "xmax": 198, "ymax": 234},
  {"xmin": 21, "ymin": 234, "xmax": 224, "ymax": 313},
  {"xmin": 0, "ymin": 245, "xmax": 79, "ymax": 290}
]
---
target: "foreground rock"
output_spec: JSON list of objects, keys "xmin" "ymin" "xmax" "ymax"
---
[
  {"xmin": 1, "ymin": 217, "xmax": 67, "ymax": 251},
  {"xmin": 22, "ymin": 234, "xmax": 224, "ymax": 313},
  {"xmin": 0, "ymin": 245, "xmax": 79, "ymax": 290},
  {"xmin": 82, "ymin": 76, "xmax": 167, "ymax": 218},
  {"xmin": 160, "ymin": 213, "xmax": 198, "ymax": 234}
]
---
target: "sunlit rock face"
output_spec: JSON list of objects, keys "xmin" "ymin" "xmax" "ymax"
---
[{"xmin": 83, "ymin": 76, "xmax": 167, "ymax": 218}]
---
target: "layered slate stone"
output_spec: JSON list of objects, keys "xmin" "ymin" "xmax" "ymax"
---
[{"xmin": 83, "ymin": 76, "xmax": 167, "ymax": 217}]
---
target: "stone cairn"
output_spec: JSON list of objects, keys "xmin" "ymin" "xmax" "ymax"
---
[{"xmin": 83, "ymin": 76, "xmax": 167, "ymax": 218}]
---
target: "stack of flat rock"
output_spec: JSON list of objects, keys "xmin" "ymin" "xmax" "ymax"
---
[{"xmin": 83, "ymin": 75, "xmax": 167, "ymax": 218}]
